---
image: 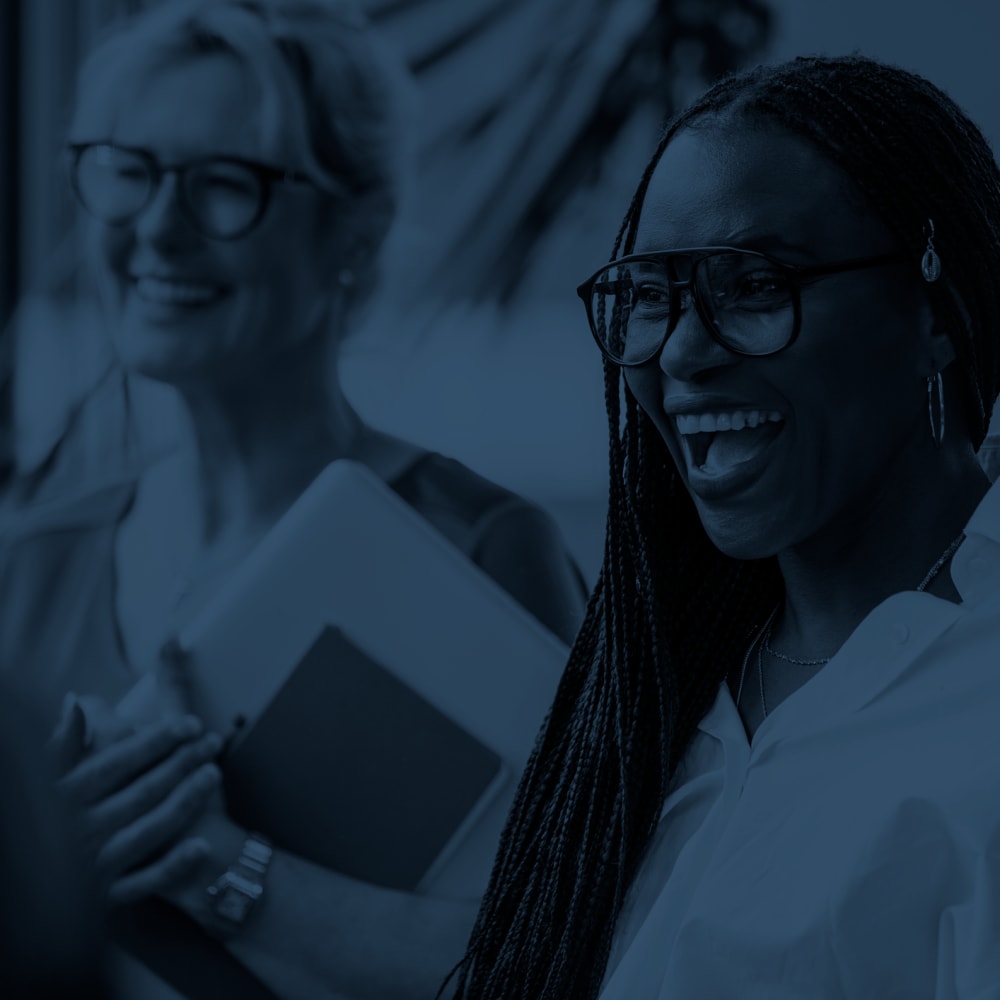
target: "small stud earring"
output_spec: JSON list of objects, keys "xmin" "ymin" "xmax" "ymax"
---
[{"xmin": 921, "ymin": 218, "xmax": 942, "ymax": 283}]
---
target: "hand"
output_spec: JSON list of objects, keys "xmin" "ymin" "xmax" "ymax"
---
[
  {"xmin": 52, "ymin": 705, "xmax": 225, "ymax": 906},
  {"xmin": 47, "ymin": 691, "xmax": 132, "ymax": 774},
  {"xmin": 157, "ymin": 790, "xmax": 250, "ymax": 930}
]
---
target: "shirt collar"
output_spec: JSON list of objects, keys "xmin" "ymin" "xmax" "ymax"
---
[
  {"xmin": 950, "ymin": 475, "xmax": 1000, "ymax": 606},
  {"xmin": 696, "ymin": 476, "xmax": 1000, "ymax": 748}
]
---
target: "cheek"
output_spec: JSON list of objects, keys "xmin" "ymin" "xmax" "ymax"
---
[
  {"xmin": 229, "ymin": 218, "xmax": 315, "ymax": 306},
  {"xmin": 800, "ymin": 305, "xmax": 920, "ymax": 427},
  {"xmin": 88, "ymin": 226, "xmax": 130, "ymax": 301},
  {"xmin": 232, "ymin": 260, "xmax": 301, "ymax": 324},
  {"xmin": 784, "ymin": 309, "xmax": 924, "ymax": 494},
  {"xmin": 221, "ymin": 250, "xmax": 316, "ymax": 356}
]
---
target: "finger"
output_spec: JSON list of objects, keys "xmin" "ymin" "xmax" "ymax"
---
[
  {"xmin": 60, "ymin": 715, "xmax": 204, "ymax": 805},
  {"xmin": 84, "ymin": 732, "xmax": 224, "ymax": 845},
  {"xmin": 76, "ymin": 694, "xmax": 135, "ymax": 753},
  {"xmin": 97, "ymin": 763, "xmax": 221, "ymax": 878},
  {"xmin": 107, "ymin": 837, "xmax": 211, "ymax": 907},
  {"xmin": 48, "ymin": 693, "xmax": 89, "ymax": 775},
  {"xmin": 158, "ymin": 638, "xmax": 196, "ymax": 717}
]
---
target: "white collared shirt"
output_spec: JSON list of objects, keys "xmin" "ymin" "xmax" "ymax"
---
[{"xmin": 600, "ymin": 479, "xmax": 1000, "ymax": 999}]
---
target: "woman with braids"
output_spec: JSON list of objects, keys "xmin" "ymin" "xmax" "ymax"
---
[{"xmin": 445, "ymin": 54, "xmax": 1000, "ymax": 999}]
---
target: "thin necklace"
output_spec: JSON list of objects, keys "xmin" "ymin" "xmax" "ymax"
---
[
  {"xmin": 763, "ymin": 625, "xmax": 829, "ymax": 666},
  {"xmin": 737, "ymin": 532, "xmax": 966, "ymax": 719},
  {"xmin": 914, "ymin": 533, "xmax": 965, "ymax": 593}
]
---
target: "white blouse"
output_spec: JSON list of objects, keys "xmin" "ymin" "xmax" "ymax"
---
[{"xmin": 600, "ymin": 479, "xmax": 1000, "ymax": 999}]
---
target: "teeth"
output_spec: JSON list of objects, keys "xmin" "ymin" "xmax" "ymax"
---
[
  {"xmin": 676, "ymin": 410, "xmax": 784, "ymax": 435},
  {"xmin": 135, "ymin": 276, "xmax": 222, "ymax": 305}
]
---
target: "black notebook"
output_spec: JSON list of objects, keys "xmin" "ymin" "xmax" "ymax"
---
[{"xmin": 222, "ymin": 625, "xmax": 506, "ymax": 890}]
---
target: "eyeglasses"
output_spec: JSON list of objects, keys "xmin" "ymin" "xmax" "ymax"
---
[
  {"xmin": 577, "ymin": 246, "xmax": 908, "ymax": 366},
  {"xmin": 68, "ymin": 142, "xmax": 318, "ymax": 241}
]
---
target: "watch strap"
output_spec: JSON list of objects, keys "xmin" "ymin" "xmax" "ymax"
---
[{"xmin": 205, "ymin": 832, "xmax": 272, "ymax": 937}]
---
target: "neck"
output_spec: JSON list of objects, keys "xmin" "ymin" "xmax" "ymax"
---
[
  {"xmin": 774, "ymin": 441, "xmax": 989, "ymax": 658},
  {"xmin": 173, "ymin": 337, "xmax": 364, "ymax": 551}
]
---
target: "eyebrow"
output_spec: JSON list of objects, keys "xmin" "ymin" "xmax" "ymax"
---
[
  {"xmin": 630, "ymin": 233, "xmax": 819, "ymax": 260},
  {"xmin": 721, "ymin": 232, "xmax": 818, "ymax": 258}
]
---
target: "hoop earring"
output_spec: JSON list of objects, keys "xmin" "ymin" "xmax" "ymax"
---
[
  {"xmin": 921, "ymin": 218, "xmax": 942, "ymax": 283},
  {"xmin": 927, "ymin": 370, "xmax": 945, "ymax": 447}
]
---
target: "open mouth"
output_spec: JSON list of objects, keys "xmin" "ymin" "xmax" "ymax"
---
[{"xmin": 677, "ymin": 410, "xmax": 785, "ymax": 473}]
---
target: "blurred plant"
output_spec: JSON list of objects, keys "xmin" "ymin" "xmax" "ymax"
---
[
  {"xmin": 487, "ymin": 0, "xmax": 774, "ymax": 303},
  {"xmin": 365, "ymin": 0, "xmax": 774, "ymax": 305}
]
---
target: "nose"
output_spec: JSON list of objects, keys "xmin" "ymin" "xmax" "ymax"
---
[
  {"xmin": 657, "ymin": 297, "xmax": 737, "ymax": 384},
  {"xmin": 132, "ymin": 172, "xmax": 198, "ymax": 248}
]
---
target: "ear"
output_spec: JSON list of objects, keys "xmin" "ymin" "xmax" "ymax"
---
[
  {"xmin": 914, "ymin": 295, "xmax": 956, "ymax": 376},
  {"xmin": 927, "ymin": 327, "xmax": 956, "ymax": 373}
]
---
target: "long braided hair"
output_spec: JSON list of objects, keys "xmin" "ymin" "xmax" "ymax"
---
[{"xmin": 445, "ymin": 55, "xmax": 1000, "ymax": 999}]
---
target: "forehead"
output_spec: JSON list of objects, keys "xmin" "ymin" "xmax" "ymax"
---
[
  {"xmin": 78, "ymin": 52, "xmax": 270, "ymax": 162},
  {"xmin": 633, "ymin": 124, "xmax": 882, "ymax": 259}
]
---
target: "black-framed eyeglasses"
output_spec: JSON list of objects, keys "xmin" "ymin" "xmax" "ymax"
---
[
  {"xmin": 67, "ymin": 142, "xmax": 318, "ymax": 241},
  {"xmin": 576, "ymin": 246, "xmax": 908, "ymax": 366}
]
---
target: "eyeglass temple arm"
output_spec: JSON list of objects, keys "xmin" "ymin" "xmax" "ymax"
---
[{"xmin": 793, "ymin": 251, "xmax": 908, "ymax": 280}]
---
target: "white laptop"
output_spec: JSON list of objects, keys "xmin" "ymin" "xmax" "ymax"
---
[{"xmin": 120, "ymin": 459, "xmax": 569, "ymax": 898}]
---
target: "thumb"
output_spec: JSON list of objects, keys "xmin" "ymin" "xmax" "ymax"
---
[
  {"xmin": 47, "ymin": 692, "xmax": 87, "ymax": 775},
  {"xmin": 157, "ymin": 637, "xmax": 196, "ymax": 717}
]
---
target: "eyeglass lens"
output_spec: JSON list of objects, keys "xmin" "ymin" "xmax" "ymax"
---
[
  {"xmin": 73, "ymin": 145, "xmax": 265, "ymax": 239},
  {"xmin": 589, "ymin": 253, "xmax": 797, "ymax": 363}
]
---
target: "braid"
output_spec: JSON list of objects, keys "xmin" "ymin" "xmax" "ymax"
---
[
  {"xmin": 445, "ymin": 54, "xmax": 1000, "ymax": 999},
  {"xmin": 728, "ymin": 57, "xmax": 1000, "ymax": 443}
]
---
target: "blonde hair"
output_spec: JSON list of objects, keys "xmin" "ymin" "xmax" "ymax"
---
[{"xmin": 70, "ymin": 0, "xmax": 416, "ymax": 300}]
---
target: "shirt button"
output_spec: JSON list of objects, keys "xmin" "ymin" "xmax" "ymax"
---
[{"xmin": 892, "ymin": 623, "xmax": 910, "ymax": 644}]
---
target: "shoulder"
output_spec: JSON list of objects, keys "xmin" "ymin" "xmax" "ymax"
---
[
  {"xmin": 978, "ymin": 432, "xmax": 1000, "ymax": 482},
  {"xmin": 391, "ymin": 452, "xmax": 524, "ymax": 527},
  {"xmin": 389, "ymin": 451, "xmax": 546, "ymax": 554},
  {"xmin": 0, "ymin": 474, "xmax": 134, "ymax": 641},
  {"xmin": 391, "ymin": 452, "xmax": 589, "ymax": 644}
]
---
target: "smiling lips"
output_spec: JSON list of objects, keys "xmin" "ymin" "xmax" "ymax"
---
[
  {"xmin": 674, "ymin": 408, "xmax": 786, "ymax": 478},
  {"xmin": 133, "ymin": 275, "xmax": 226, "ymax": 307}
]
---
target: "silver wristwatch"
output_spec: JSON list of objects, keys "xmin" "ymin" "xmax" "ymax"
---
[{"xmin": 205, "ymin": 832, "xmax": 272, "ymax": 935}]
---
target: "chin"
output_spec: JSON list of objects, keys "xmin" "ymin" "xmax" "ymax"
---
[
  {"xmin": 694, "ymin": 503, "xmax": 787, "ymax": 562},
  {"xmin": 113, "ymin": 336, "xmax": 204, "ymax": 387},
  {"xmin": 118, "ymin": 307, "xmax": 229, "ymax": 380}
]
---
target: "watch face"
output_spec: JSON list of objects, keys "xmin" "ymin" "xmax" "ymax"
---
[{"xmin": 215, "ymin": 882, "xmax": 256, "ymax": 923}]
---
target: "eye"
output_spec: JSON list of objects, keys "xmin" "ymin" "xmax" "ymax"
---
[
  {"xmin": 191, "ymin": 163, "xmax": 261, "ymax": 199},
  {"xmin": 203, "ymin": 173, "xmax": 258, "ymax": 196},
  {"xmin": 740, "ymin": 272, "xmax": 789, "ymax": 293},
  {"xmin": 633, "ymin": 282, "xmax": 671, "ymax": 306},
  {"xmin": 627, "ymin": 270, "xmax": 675, "ymax": 317},
  {"xmin": 111, "ymin": 166, "xmax": 150, "ymax": 185},
  {"xmin": 727, "ymin": 270, "xmax": 794, "ymax": 309}
]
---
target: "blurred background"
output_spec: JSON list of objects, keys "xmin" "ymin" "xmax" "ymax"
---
[{"xmin": 2, "ymin": 0, "xmax": 999, "ymax": 581}]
